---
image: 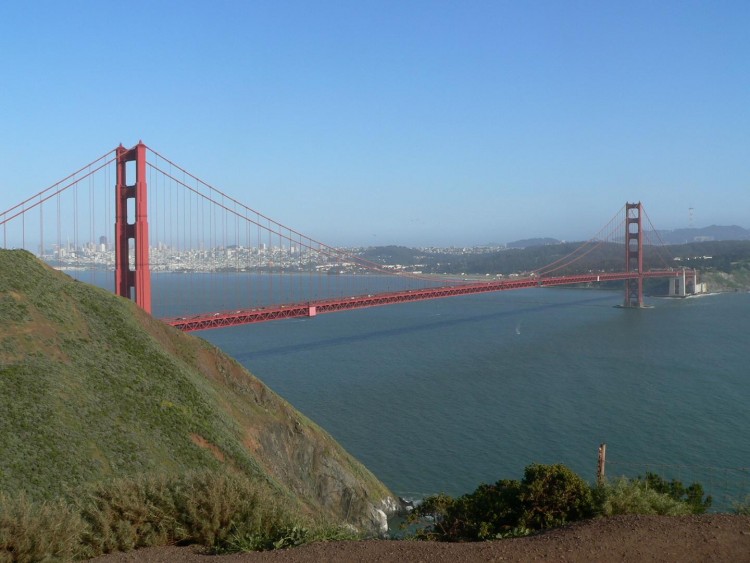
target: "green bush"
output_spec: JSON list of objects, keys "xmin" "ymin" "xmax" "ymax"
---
[
  {"xmin": 637, "ymin": 472, "xmax": 712, "ymax": 514},
  {"xmin": 407, "ymin": 466, "xmax": 713, "ymax": 543},
  {"xmin": 408, "ymin": 487, "xmax": 522, "ymax": 541},
  {"xmin": 594, "ymin": 478, "xmax": 693, "ymax": 516},
  {"xmin": 463, "ymin": 480, "xmax": 523, "ymax": 539},
  {"xmin": 408, "ymin": 463, "xmax": 594, "ymax": 541},
  {"xmin": 406, "ymin": 493, "xmax": 460, "ymax": 540},
  {"xmin": 731, "ymin": 495, "xmax": 750, "ymax": 516},
  {"xmin": 217, "ymin": 521, "xmax": 359, "ymax": 554},
  {"xmin": 517, "ymin": 463, "xmax": 594, "ymax": 529}
]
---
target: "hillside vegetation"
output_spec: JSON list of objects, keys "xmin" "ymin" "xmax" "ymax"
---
[
  {"xmin": 360, "ymin": 240, "xmax": 750, "ymax": 290},
  {"xmin": 0, "ymin": 250, "xmax": 394, "ymax": 537}
]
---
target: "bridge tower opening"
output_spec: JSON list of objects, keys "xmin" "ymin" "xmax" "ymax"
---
[
  {"xmin": 115, "ymin": 142, "xmax": 152, "ymax": 313},
  {"xmin": 623, "ymin": 202, "xmax": 644, "ymax": 308}
]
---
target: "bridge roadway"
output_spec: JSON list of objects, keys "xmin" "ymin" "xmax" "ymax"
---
[{"xmin": 164, "ymin": 269, "xmax": 695, "ymax": 332}]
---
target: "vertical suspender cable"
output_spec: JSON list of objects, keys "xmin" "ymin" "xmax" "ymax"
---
[
  {"xmin": 73, "ymin": 180, "xmax": 78, "ymax": 274},
  {"xmin": 211, "ymin": 185, "xmax": 216, "ymax": 309},
  {"xmin": 57, "ymin": 189, "xmax": 61, "ymax": 269},
  {"xmin": 150, "ymin": 156, "xmax": 157, "ymax": 309},
  {"xmin": 279, "ymin": 228, "xmax": 284, "ymax": 304},
  {"xmin": 267, "ymin": 217, "xmax": 271, "ymax": 305},
  {"xmin": 104, "ymin": 158, "xmax": 111, "ymax": 291},
  {"xmin": 88, "ymin": 167, "xmax": 93, "ymax": 285},
  {"xmin": 173, "ymin": 165, "xmax": 178, "ymax": 314},
  {"xmin": 257, "ymin": 212, "xmax": 262, "ymax": 306},
  {"xmin": 186, "ymin": 166, "xmax": 191, "ymax": 316},
  {"xmin": 234, "ymin": 200, "xmax": 240, "ymax": 309},
  {"xmin": 39, "ymin": 195, "xmax": 43, "ymax": 258},
  {"xmin": 251, "ymin": 220, "xmax": 258, "ymax": 307}
]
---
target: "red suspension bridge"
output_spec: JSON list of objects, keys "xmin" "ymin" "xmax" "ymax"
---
[{"xmin": 1, "ymin": 142, "xmax": 699, "ymax": 331}]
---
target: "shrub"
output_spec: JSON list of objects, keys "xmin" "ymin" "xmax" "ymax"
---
[
  {"xmin": 1, "ymin": 470, "xmax": 343, "ymax": 559},
  {"xmin": 638, "ymin": 472, "xmax": 712, "ymax": 514},
  {"xmin": 172, "ymin": 470, "xmax": 297, "ymax": 550},
  {"xmin": 518, "ymin": 463, "xmax": 594, "ymax": 529},
  {"xmin": 407, "ymin": 493, "xmax": 461, "ymax": 540},
  {"xmin": 75, "ymin": 473, "xmax": 178, "ymax": 555},
  {"xmin": 75, "ymin": 470, "xmax": 299, "ymax": 556},
  {"xmin": 408, "ymin": 463, "xmax": 594, "ymax": 541},
  {"xmin": 462, "ymin": 480, "xmax": 523, "ymax": 539},
  {"xmin": 731, "ymin": 495, "xmax": 750, "ymax": 516},
  {"xmin": 594, "ymin": 478, "xmax": 693, "ymax": 516},
  {"xmin": 217, "ymin": 524, "xmax": 309, "ymax": 553},
  {"xmin": 217, "ymin": 521, "xmax": 360, "ymax": 554},
  {"xmin": 0, "ymin": 492, "xmax": 85, "ymax": 562}
]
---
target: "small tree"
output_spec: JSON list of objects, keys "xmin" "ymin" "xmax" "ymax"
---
[
  {"xmin": 640, "ymin": 472, "xmax": 712, "ymax": 514},
  {"xmin": 518, "ymin": 463, "xmax": 594, "ymax": 529},
  {"xmin": 460, "ymin": 480, "xmax": 523, "ymax": 539}
]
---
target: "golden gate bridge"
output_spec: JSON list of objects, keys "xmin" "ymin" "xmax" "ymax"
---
[{"xmin": 0, "ymin": 142, "xmax": 699, "ymax": 331}]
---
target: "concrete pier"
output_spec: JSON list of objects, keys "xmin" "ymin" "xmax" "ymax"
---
[{"xmin": 668, "ymin": 270, "xmax": 706, "ymax": 297}]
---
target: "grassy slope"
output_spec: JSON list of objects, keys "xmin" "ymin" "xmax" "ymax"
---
[{"xmin": 0, "ymin": 250, "xmax": 391, "ymax": 531}]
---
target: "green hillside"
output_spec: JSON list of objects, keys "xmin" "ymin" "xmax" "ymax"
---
[{"xmin": 0, "ymin": 250, "xmax": 394, "ymax": 534}]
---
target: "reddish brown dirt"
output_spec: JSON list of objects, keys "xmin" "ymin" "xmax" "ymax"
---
[{"xmin": 89, "ymin": 514, "xmax": 750, "ymax": 562}]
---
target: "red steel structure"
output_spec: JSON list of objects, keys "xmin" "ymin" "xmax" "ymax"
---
[
  {"xmin": 624, "ymin": 202, "xmax": 644, "ymax": 307},
  {"xmin": 103, "ymin": 148, "xmax": 692, "ymax": 327},
  {"xmin": 163, "ymin": 269, "xmax": 692, "ymax": 332},
  {"xmin": 115, "ymin": 142, "xmax": 152, "ymax": 313}
]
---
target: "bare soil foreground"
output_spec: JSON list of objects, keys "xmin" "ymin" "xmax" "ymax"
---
[{"xmin": 90, "ymin": 514, "xmax": 750, "ymax": 562}]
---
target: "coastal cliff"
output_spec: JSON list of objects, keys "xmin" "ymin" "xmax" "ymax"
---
[{"xmin": 701, "ymin": 270, "xmax": 750, "ymax": 292}]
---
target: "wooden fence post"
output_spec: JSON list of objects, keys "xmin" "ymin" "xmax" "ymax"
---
[{"xmin": 597, "ymin": 443, "xmax": 607, "ymax": 485}]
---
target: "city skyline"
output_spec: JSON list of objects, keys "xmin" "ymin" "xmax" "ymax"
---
[{"xmin": 1, "ymin": 2, "xmax": 748, "ymax": 247}]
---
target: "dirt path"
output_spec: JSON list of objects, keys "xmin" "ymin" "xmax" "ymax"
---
[{"xmin": 90, "ymin": 514, "xmax": 750, "ymax": 562}]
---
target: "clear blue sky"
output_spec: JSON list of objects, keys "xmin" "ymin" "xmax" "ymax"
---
[{"xmin": 1, "ymin": 1, "xmax": 748, "ymax": 246}]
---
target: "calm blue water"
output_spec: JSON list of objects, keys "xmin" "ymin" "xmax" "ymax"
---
[
  {"xmin": 201, "ymin": 285, "xmax": 750, "ymax": 508},
  {"xmin": 72, "ymin": 271, "xmax": 750, "ymax": 508}
]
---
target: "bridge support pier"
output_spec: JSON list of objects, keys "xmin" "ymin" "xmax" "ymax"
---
[
  {"xmin": 623, "ymin": 202, "xmax": 644, "ymax": 308},
  {"xmin": 668, "ymin": 269, "xmax": 703, "ymax": 297},
  {"xmin": 115, "ymin": 142, "xmax": 152, "ymax": 314},
  {"xmin": 668, "ymin": 271, "xmax": 688, "ymax": 297}
]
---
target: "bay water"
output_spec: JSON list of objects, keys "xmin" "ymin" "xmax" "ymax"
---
[{"xmin": 75, "ymin": 271, "xmax": 750, "ymax": 509}]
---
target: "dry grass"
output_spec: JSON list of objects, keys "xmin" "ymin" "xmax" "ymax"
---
[
  {"xmin": 0, "ymin": 470, "xmax": 339, "ymax": 561},
  {"xmin": 0, "ymin": 491, "xmax": 84, "ymax": 562}
]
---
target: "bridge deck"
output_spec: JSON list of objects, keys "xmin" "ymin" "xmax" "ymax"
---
[{"xmin": 164, "ymin": 270, "xmax": 694, "ymax": 332}]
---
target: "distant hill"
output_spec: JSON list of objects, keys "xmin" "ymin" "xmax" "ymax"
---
[
  {"xmin": 649, "ymin": 225, "xmax": 750, "ymax": 244},
  {"xmin": 506, "ymin": 237, "xmax": 562, "ymax": 249},
  {"xmin": 0, "ymin": 250, "xmax": 394, "ymax": 534},
  {"xmin": 505, "ymin": 226, "xmax": 750, "ymax": 250},
  {"xmin": 360, "ymin": 245, "xmax": 424, "ymax": 264},
  {"xmin": 357, "ymin": 240, "xmax": 750, "ymax": 286}
]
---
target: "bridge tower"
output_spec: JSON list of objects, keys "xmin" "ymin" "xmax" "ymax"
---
[
  {"xmin": 115, "ymin": 142, "xmax": 152, "ymax": 313},
  {"xmin": 624, "ymin": 202, "xmax": 644, "ymax": 307}
]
